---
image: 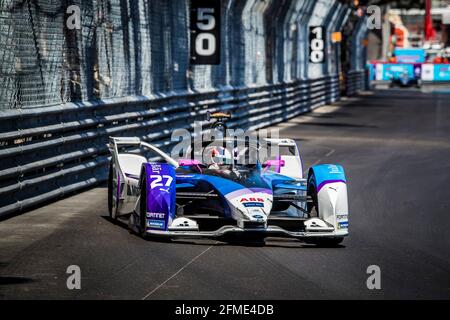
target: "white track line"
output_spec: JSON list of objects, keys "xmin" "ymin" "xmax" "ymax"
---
[
  {"xmin": 325, "ymin": 149, "xmax": 335, "ymax": 157},
  {"xmin": 142, "ymin": 244, "xmax": 215, "ymax": 300}
]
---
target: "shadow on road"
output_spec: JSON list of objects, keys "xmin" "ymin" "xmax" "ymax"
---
[
  {"xmin": 298, "ymin": 122, "xmax": 377, "ymax": 129},
  {"xmin": 0, "ymin": 276, "xmax": 35, "ymax": 286}
]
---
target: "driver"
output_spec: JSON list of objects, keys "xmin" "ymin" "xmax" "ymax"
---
[{"xmin": 208, "ymin": 146, "xmax": 233, "ymax": 170}]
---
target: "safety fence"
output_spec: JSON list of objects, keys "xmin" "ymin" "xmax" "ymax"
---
[
  {"xmin": 345, "ymin": 70, "xmax": 366, "ymax": 96},
  {"xmin": 0, "ymin": 0, "xmax": 368, "ymax": 217},
  {"xmin": 0, "ymin": 76, "xmax": 338, "ymax": 217}
]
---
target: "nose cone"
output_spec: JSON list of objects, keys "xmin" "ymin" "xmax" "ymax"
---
[
  {"xmin": 225, "ymin": 189, "xmax": 273, "ymax": 221},
  {"xmin": 246, "ymin": 207, "xmax": 268, "ymax": 223}
]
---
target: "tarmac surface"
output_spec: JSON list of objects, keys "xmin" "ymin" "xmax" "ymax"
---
[{"xmin": 1, "ymin": 89, "xmax": 449, "ymax": 299}]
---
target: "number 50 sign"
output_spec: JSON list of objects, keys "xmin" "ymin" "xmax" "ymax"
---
[{"xmin": 190, "ymin": 0, "xmax": 221, "ymax": 65}]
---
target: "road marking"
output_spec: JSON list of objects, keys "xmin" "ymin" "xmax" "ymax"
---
[
  {"xmin": 310, "ymin": 159, "xmax": 321, "ymax": 167},
  {"xmin": 325, "ymin": 149, "xmax": 335, "ymax": 157},
  {"xmin": 141, "ymin": 244, "xmax": 215, "ymax": 299}
]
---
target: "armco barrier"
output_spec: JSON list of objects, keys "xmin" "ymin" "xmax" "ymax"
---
[
  {"xmin": 0, "ymin": 76, "xmax": 339, "ymax": 217},
  {"xmin": 345, "ymin": 70, "xmax": 366, "ymax": 96}
]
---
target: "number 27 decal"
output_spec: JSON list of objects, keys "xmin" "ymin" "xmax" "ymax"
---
[{"xmin": 150, "ymin": 175, "xmax": 173, "ymax": 189}]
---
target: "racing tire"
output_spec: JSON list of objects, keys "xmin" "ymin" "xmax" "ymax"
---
[
  {"xmin": 107, "ymin": 162, "xmax": 118, "ymax": 221},
  {"xmin": 307, "ymin": 173, "xmax": 319, "ymax": 218},
  {"xmin": 307, "ymin": 172, "xmax": 344, "ymax": 247},
  {"xmin": 137, "ymin": 173, "xmax": 171, "ymax": 242}
]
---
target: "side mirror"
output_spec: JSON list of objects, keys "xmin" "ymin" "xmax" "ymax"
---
[
  {"xmin": 178, "ymin": 159, "xmax": 203, "ymax": 173},
  {"xmin": 179, "ymin": 159, "xmax": 201, "ymax": 166},
  {"xmin": 263, "ymin": 159, "xmax": 285, "ymax": 173}
]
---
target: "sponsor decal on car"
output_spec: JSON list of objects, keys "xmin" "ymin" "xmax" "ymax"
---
[
  {"xmin": 147, "ymin": 212, "xmax": 165, "ymax": 219},
  {"xmin": 147, "ymin": 219, "xmax": 166, "ymax": 230},
  {"xmin": 243, "ymin": 202, "xmax": 264, "ymax": 208},
  {"xmin": 337, "ymin": 221, "xmax": 349, "ymax": 229},
  {"xmin": 175, "ymin": 174, "xmax": 195, "ymax": 178},
  {"xmin": 336, "ymin": 214, "xmax": 348, "ymax": 221},
  {"xmin": 240, "ymin": 197, "xmax": 265, "ymax": 208}
]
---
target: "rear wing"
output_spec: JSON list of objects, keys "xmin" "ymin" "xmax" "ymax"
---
[
  {"xmin": 264, "ymin": 138, "xmax": 300, "ymax": 157},
  {"xmin": 263, "ymin": 138, "xmax": 303, "ymax": 179}
]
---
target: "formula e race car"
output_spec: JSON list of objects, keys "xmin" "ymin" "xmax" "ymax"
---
[{"xmin": 107, "ymin": 124, "xmax": 349, "ymax": 246}]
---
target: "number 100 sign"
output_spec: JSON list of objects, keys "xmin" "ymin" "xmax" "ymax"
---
[
  {"xmin": 190, "ymin": 0, "xmax": 221, "ymax": 65},
  {"xmin": 309, "ymin": 26, "xmax": 325, "ymax": 64}
]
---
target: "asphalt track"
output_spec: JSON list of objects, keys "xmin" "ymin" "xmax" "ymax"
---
[{"xmin": 1, "ymin": 89, "xmax": 450, "ymax": 299}]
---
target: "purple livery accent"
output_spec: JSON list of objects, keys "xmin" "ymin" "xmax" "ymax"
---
[
  {"xmin": 317, "ymin": 179, "xmax": 346, "ymax": 192},
  {"xmin": 264, "ymin": 158, "xmax": 285, "ymax": 173},
  {"xmin": 179, "ymin": 159, "xmax": 201, "ymax": 166},
  {"xmin": 275, "ymin": 155, "xmax": 282, "ymax": 173},
  {"xmin": 250, "ymin": 188, "xmax": 273, "ymax": 195},
  {"xmin": 178, "ymin": 159, "xmax": 203, "ymax": 173},
  {"xmin": 143, "ymin": 163, "xmax": 176, "ymax": 231},
  {"xmin": 225, "ymin": 188, "xmax": 273, "ymax": 199}
]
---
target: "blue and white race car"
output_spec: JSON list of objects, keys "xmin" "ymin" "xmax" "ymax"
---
[{"xmin": 107, "ymin": 128, "xmax": 349, "ymax": 246}]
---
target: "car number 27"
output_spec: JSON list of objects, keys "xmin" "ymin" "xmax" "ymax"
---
[{"xmin": 150, "ymin": 175, "xmax": 173, "ymax": 189}]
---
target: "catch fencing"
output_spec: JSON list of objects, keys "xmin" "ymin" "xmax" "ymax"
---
[{"xmin": 0, "ymin": 0, "xmax": 365, "ymax": 217}]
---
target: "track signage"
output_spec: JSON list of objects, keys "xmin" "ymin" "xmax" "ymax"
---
[
  {"xmin": 190, "ymin": 0, "xmax": 221, "ymax": 65},
  {"xmin": 309, "ymin": 26, "xmax": 325, "ymax": 63}
]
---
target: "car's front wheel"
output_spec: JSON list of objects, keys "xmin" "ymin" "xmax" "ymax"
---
[
  {"xmin": 306, "ymin": 171, "xmax": 344, "ymax": 247},
  {"xmin": 307, "ymin": 173, "xmax": 319, "ymax": 218}
]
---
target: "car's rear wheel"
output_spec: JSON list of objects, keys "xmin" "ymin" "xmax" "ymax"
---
[{"xmin": 108, "ymin": 162, "xmax": 118, "ymax": 221}]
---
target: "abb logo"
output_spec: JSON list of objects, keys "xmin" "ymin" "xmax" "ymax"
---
[{"xmin": 240, "ymin": 198, "xmax": 264, "ymax": 203}]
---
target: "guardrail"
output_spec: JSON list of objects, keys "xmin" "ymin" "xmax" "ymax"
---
[
  {"xmin": 0, "ymin": 75, "xmax": 339, "ymax": 218},
  {"xmin": 345, "ymin": 70, "xmax": 366, "ymax": 96}
]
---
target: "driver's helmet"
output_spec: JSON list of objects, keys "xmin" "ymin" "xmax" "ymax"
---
[{"xmin": 210, "ymin": 146, "xmax": 233, "ymax": 165}]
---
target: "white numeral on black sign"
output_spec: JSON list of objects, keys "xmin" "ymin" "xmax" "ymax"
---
[
  {"xmin": 195, "ymin": 32, "xmax": 216, "ymax": 56},
  {"xmin": 197, "ymin": 8, "xmax": 215, "ymax": 30},
  {"xmin": 190, "ymin": 0, "xmax": 221, "ymax": 65},
  {"xmin": 195, "ymin": 8, "xmax": 216, "ymax": 56},
  {"xmin": 310, "ymin": 26, "xmax": 325, "ymax": 64}
]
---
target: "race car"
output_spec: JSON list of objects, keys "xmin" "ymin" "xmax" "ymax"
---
[{"xmin": 107, "ymin": 124, "xmax": 349, "ymax": 246}]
